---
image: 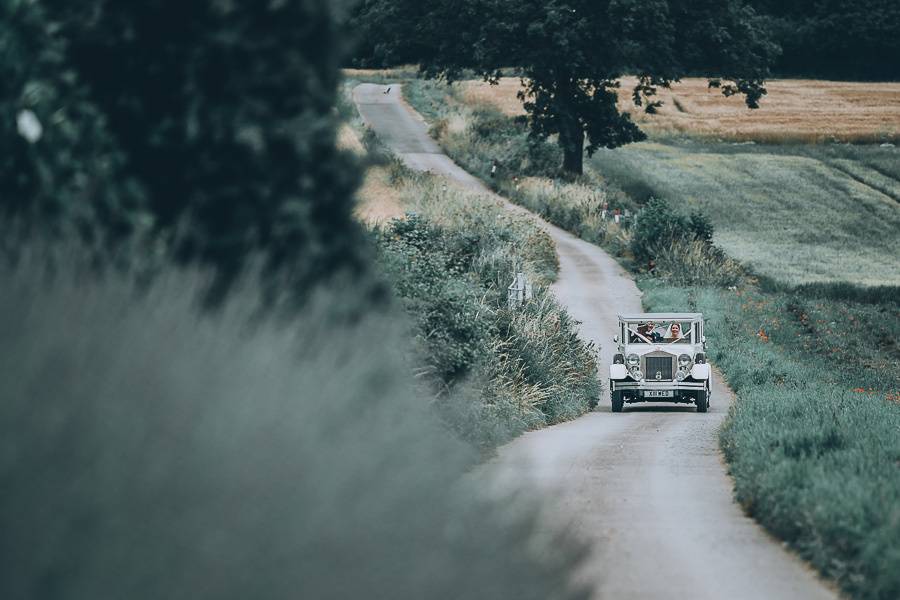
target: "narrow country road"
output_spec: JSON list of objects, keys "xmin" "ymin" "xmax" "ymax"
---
[{"xmin": 353, "ymin": 83, "xmax": 838, "ymax": 600}]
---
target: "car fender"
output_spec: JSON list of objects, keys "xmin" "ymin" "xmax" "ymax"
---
[
  {"xmin": 690, "ymin": 363, "xmax": 711, "ymax": 380},
  {"xmin": 610, "ymin": 364, "xmax": 629, "ymax": 380}
]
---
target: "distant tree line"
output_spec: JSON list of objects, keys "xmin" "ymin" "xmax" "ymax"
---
[
  {"xmin": 751, "ymin": 0, "xmax": 900, "ymax": 80},
  {"xmin": 349, "ymin": 0, "xmax": 900, "ymax": 81}
]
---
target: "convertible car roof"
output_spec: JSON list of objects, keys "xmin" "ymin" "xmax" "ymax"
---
[{"xmin": 618, "ymin": 313, "xmax": 703, "ymax": 321}]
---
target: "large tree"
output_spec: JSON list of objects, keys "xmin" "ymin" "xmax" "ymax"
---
[
  {"xmin": 0, "ymin": 0, "xmax": 145, "ymax": 242},
  {"xmin": 30, "ymin": 0, "xmax": 370, "ymax": 297},
  {"xmin": 354, "ymin": 0, "xmax": 778, "ymax": 174}
]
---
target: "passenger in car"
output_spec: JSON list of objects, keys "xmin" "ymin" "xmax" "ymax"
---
[
  {"xmin": 636, "ymin": 322, "xmax": 654, "ymax": 342},
  {"xmin": 667, "ymin": 322, "xmax": 683, "ymax": 342}
]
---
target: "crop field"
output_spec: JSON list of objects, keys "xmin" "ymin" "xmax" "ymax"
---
[{"xmin": 462, "ymin": 77, "xmax": 900, "ymax": 144}]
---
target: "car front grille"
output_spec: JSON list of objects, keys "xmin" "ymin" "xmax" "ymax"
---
[{"xmin": 644, "ymin": 356, "xmax": 674, "ymax": 381}]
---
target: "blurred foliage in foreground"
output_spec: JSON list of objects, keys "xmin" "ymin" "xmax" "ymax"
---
[
  {"xmin": 1, "ymin": 1, "xmax": 591, "ymax": 597},
  {"xmin": 3, "ymin": 0, "xmax": 370, "ymax": 298},
  {"xmin": 0, "ymin": 0, "xmax": 146, "ymax": 243},
  {"xmin": 0, "ymin": 252, "xmax": 589, "ymax": 600}
]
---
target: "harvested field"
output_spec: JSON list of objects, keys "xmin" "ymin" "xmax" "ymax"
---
[
  {"xmin": 462, "ymin": 77, "xmax": 900, "ymax": 143},
  {"xmin": 337, "ymin": 125, "xmax": 403, "ymax": 225},
  {"xmin": 337, "ymin": 124, "xmax": 365, "ymax": 155},
  {"xmin": 354, "ymin": 167, "xmax": 405, "ymax": 225}
]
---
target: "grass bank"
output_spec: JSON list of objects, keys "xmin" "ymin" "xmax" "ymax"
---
[
  {"xmin": 359, "ymin": 155, "xmax": 600, "ymax": 450},
  {"xmin": 643, "ymin": 280, "xmax": 900, "ymax": 600},
  {"xmin": 403, "ymin": 76, "xmax": 900, "ymax": 598},
  {"xmin": 343, "ymin": 81, "xmax": 601, "ymax": 449},
  {"xmin": 404, "ymin": 80, "xmax": 640, "ymax": 257}
]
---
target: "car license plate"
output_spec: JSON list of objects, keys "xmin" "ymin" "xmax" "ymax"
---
[{"xmin": 645, "ymin": 390, "xmax": 674, "ymax": 398}]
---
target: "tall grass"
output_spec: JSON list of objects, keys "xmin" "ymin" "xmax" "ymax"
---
[
  {"xmin": 0, "ymin": 247, "xmax": 591, "ymax": 600},
  {"xmin": 653, "ymin": 238, "xmax": 745, "ymax": 287},
  {"xmin": 373, "ymin": 169, "xmax": 600, "ymax": 448},
  {"xmin": 405, "ymin": 80, "xmax": 561, "ymax": 180},
  {"xmin": 642, "ymin": 280, "xmax": 900, "ymax": 600},
  {"xmin": 494, "ymin": 177, "xmax": 633, "ymax": 255},
  {"xmin": 404, "ymin": 80, "xmax": 637, "ymax": 258},
  {"xmin": 393, "ymin": 170, "xmax": 559, "ymax": 285}
]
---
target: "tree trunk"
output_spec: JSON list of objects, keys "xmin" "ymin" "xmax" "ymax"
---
[{"xmin": 559, "ymin": 117, "xmax": 584, "ymax": 175}]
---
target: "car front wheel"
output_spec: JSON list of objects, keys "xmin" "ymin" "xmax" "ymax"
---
[{"xmin": 611, "ymin": 389, "xmax": 624, "ymax": 413}]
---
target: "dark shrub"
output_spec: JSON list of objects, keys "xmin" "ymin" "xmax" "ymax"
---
[
  {"xmin": 376, "ymin": 215, "xmax": 493, "ymax": 384},
  {"xmin": 40, "ymin": 0, "xmax": 370, "ymax": 295},
  {"xmin": 630, "ymin": 198, "xmax": 685, "ymax": 266},
  {"xmin": 688, "ymin": 211, "xmax": 715, "ymax": 244},
  {"xmin": 0, "ymin": 1, "xmax": 145, "ymax": 242}
]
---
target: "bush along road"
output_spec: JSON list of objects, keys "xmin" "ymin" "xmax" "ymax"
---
[{"xmin": 353, "ymin": 83, "xmax": 838, "ymax": 600}]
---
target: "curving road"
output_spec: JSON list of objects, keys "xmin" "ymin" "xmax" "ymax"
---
[{"xmin": 353, "ymin": 83, "xmax": 838, "ymax": 600}]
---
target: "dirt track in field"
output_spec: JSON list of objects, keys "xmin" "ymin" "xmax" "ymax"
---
[{"xmin": 353, "ymin": 83, "xmax": 838, "ymax": 600}]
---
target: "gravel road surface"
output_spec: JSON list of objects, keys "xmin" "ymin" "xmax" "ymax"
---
[{"xmin": 354, "ymin": 83, "xmax": 838, "ymax": 600}]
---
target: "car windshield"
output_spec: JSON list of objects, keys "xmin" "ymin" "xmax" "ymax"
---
[{"xmin": 625, "ymin": 321, "xmax": 693, "ymax": 344}]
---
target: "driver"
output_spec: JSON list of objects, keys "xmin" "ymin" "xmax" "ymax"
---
[{"xmin": 638, "ymin": 321, "xmax": 662, "ymax": 343}]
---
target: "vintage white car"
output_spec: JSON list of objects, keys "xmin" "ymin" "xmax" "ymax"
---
[{"xmin": 608, "ymin": 313, "xmax": 711, "ymax": 413}]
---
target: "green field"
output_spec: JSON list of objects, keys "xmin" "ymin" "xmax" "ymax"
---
[{"xmin": 590, "ymin": 142, "xmax": 900, "ymax": 286}]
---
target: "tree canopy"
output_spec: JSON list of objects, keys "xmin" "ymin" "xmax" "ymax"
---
[
  {"xmin": 353, "ymin": 0, "xmax": 778, "ymax": 174},
  {"xmin": 0, "ymin": 0, "xmax": 145, "ymax": 242},
  {"xmin": 4, "ymin": 0, "xmax": 370, "ymax": 299}
]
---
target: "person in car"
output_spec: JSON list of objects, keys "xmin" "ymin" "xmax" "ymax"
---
[
  {"xmin": 667, "ymin": 322, "xmax": 683, "ymax": 341},
  {"xmin": 638, "ymin": 322, "xmax": 661, "ymax": 343}
]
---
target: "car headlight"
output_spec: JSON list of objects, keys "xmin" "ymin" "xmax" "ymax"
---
[
  {"xmin": 678, "ymin": 354, "xmax": 693, "ymax": 369},
  {"xmin": 630, "ymin": 369, "xmax": 644, "ymax": 380},
  {"xmin": 626, "ymin": 353, "xmax": 640, "ymax": 367},
  {"xmin": 676, "ymin": 370, "xmax": 687, "ymax": 381}
]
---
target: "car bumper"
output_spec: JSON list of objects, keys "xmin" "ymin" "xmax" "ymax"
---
[{"xmin": 611, "ymin": 380, "xmax": 706, "ymax": 402}]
